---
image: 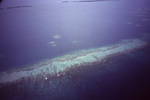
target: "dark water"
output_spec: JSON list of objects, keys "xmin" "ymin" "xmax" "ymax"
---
[
  {"xmin": 77, "ymin": 47, "xmax": 150, "ymax": 100},
  {"xmin": 0, "ymin": 0, "xmax": 150, "ymax": 100}
]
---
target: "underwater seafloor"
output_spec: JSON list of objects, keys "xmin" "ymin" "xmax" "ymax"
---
[
  {"xmin": 77, "ymin": 47, "xmax": 150, "ymax": 100},
  {"xmin": 0, "ymin": 38, "xmax": 150, "ymax": 100}
]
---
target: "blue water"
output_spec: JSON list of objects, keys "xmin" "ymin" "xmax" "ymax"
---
[
  {"xmin": 0, "ymin": 0, "xmax": 150, "ymax": 70},
  {"xmin": 0, "ymin": 0, "xmax": 150, "ymax": 100}
]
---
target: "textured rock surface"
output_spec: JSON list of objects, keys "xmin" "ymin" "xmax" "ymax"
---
[{"xmin": 0, "ymin": 38, "xmax": 149, "ymax": 100}]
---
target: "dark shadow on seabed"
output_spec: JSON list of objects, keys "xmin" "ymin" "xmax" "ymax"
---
[{"xmin": 77, "ymin": 47, "xmax": 150, "ymax": 100}]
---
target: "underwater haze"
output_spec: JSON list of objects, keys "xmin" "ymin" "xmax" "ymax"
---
[{"xmin": 0, "ymin": 0, "xmax": 150, "ymax": 100}]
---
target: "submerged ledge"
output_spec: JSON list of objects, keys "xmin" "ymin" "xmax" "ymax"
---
[{"xmin": 0, "ymin": 39, "xmax": 148, "ymax": 85}]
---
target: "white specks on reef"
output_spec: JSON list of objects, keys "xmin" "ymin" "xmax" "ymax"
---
[
  {"xmin": 45, "ymin": 77, "xmax": 48, "ymax": 80},
  {"xmin": 57, "ymin": 74, "xmax": 60, "ymax": 77},
  {"xmin": 48, "ymin": 34, "xmax": 61, "ymax": 47},
  {"xmin": 48, "ymin": 41, "xmax": 57, "ymax": 47},
  {"xmin": 52, "ymin": 34, "xmax": 61, "ymax": 39}
]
